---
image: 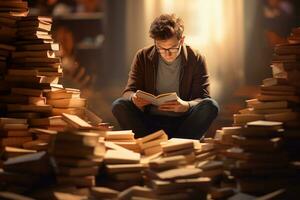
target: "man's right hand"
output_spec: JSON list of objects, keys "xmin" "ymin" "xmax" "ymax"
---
[{"xmin": 131, "ymin": 93, "xmax": 151, "ymax": 111}]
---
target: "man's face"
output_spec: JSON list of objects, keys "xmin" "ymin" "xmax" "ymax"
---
[{"xmin": 155, "ymin": 36, "xmax": 184, "ymax": 63}]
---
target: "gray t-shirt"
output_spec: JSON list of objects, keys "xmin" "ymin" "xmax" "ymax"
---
[{"xmin": 149, "ymin": 55, "xmax": 183, "ymax": 116}]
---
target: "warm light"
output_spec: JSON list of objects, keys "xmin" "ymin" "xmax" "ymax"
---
[{"xmin": 141, "ymin": 0, "xmax": 245, "ymax": 100}]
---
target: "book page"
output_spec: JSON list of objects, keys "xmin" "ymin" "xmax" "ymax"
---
[
  {"xmin": 156, "ymin": 93, "xmax": 178, "ymax": 106},
  {"xmin": 136, "ymin": 90, "xmax": 178, "ymax": 106},
  {"xmin": 136, "ymin": 90, "xmax": 156, "ymax": 104}
]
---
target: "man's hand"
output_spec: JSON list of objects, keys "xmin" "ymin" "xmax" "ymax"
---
[
  {"xmin": 158, "ymin": 98, "xmax": 190, "ymax": 113},
  {"xmin": 131, "ymin": 93, "xmax": 151, "ymax": 111}
]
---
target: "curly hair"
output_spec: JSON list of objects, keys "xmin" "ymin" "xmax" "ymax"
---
[{"xmin": 149, "ymin": 14, "xmax": 184, "ymax": 40}]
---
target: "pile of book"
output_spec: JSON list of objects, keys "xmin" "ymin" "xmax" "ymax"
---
[
  {"xmin": 44, "ymin": 85, "xmax": 85, "ymax": 118},
  {"xmin": 143, "ymin": 154, "xmax": 211, "ymax": 199},
  {"xmin": 0, "ymin": 151, "xmax": 53, "ymax": 194},
  {"xmin": 161, "ymin": 138, "xmax": 195, "ymax": 162},
  {"xmin": 102, "ymin": 141, "xmax": 143, "ymax": 191},
  {"xmin": 0, "ymin": 44, "xmax": 15, "ymax": 90},
  {"xmin": 26, "ymin": 128, "xmax": 57, "ymax": 151},
  {"xmin": 0, "ymin": 117, "xmax": 32, "ymax": 148},
  {"xmin": 208, "ymin": 27, "xmax": 300, "ymax": 198},
  {"xmin": 234, "ymin": 30, "xmax": 300, "ymax": 127},
  {"xmin": 220, "ymin": 121, "xmax": 296, "ymax": 194},
  {"xmin": 3, "ymin": 15, "xmax": 59, "ymax": 119},
  {"xmin": 52, "ymin": 130, "xmax": 105, "ymax": 188},
  {"xmin": 0, "ymin": 0, "xmax": 29, "ymax": 116},
  {"xmin": 0, "ymin": 3, "xmax": 92, "ymax": 156},
  {"xmin": 105, "ymin": 130, "xmax": 140, "ymax": 153},
  {"xmin": 137, "ymin": 130, "xmax": 168, "ymax": 156},
  {"xmin": 271, "ymin": 27, "xmax": 300, "ymax": 179}
]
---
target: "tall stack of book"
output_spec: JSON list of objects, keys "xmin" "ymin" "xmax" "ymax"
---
[
  {"xmin": 0, "ymin": 6, "xmax": 90, "ymax": 152},
  {"xmin": 137, "ymin": 130, "xmax": 168, "ymax": 156},
  {"xmin": 0, "ymin": 11, "xmax": 91, "ymax": 152},
  {"xmin": 271, "ymin": 27, "xmax": 300, "ymax": 175},
  {"xmin": 3, "ymin": 16, "xmax": 59, "ymax": 119},
  {"xmin": 52, "ymin": 130, "xmax": 105, "ymax": 188},
  {"xmin": 0, "ymin": 0, "xmax": 28, "ymax": 115},
  {"xmin": 234, "ymin": 29, "xmax": 300, "ymax": 127},
  {"xmin": 209, "ymin": 28, "xmax": 300, "ymax": 197},
  {"xmin": 0, "ymin": 44, "xmax": 16, "ymax": 101}
]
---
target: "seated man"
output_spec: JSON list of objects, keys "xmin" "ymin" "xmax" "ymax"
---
[{"xmin": 112, "ymin": 14, "xmax": 219, "ymax": 140}]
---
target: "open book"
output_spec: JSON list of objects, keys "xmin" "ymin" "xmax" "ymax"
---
[{"xmin": 136, "ymin": 90, "xmax": 178, "ymax": 106}]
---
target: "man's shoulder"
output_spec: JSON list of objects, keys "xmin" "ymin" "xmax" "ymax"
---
[
  {"xmin": 185, "ymin": 45, "xmax": 205, "ymax": 62},
  {"xmin": 136, "ymin": 45, "xmax": 155, "ymax": 58}
]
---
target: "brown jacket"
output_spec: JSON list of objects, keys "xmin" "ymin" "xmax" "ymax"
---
[{"xmin": 122, "ymin": 44, "xmax": 210, "ymax": 107}]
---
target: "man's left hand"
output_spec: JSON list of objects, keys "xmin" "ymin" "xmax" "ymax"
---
[{"xmin": 158, "ymin": 98, "xmax": 190, "ymax": 113}]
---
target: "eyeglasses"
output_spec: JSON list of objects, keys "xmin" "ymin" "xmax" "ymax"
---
[{"xmin": 156, "ymin": 44, "xmax": 181, "ymax": 54}]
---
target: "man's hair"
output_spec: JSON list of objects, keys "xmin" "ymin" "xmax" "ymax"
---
[{"xmin": 149, "ymin": 14, "xmax": 184, "ymax": 40}]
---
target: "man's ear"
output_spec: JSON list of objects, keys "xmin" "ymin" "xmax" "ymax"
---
[{"xmin": 180, "ymin": 36, "xmax": 185, "ymax": 45}]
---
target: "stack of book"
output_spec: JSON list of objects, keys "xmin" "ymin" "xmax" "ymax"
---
[
  {"xmin": 220, "ymin": 120, "xmax": 299, "ymax": 195},
  {"xmin": 26, "ymin": 128, "xmax": 57, "ymax": 151},
  {"xmin": 0, "ymin": 0, "xmax": 28, "ymax": 116},
  {"xmin": 137, "ymin": 130, "xmax": 168, "ymax": 156},
  {"xmin": 270, "ymin": 29, "xmax": 300, "ymax": 187},
  {"xmin": 0, "ymin": 151, "xmax": 53, "ymax": 194},
  {"xmin": 234, "ymin": 28, "xmax": 300, "ymax": 127},
  {"xmin": 0, "ymin": 0, "xmax": 28, "ymax": 43},
  {"xmin": 3, "ymin": 16, "xmax": 60, "ymax": 119},
  {"xmin": 44, "ymin": 85, "xmax": 85, "ymax": 118},
  {"xmin": 203, "ymin": 28, "xmax": 300, "ymax": 198},
  {"xmin": 144, "ymin": 156, "xmax": 211, "ymax": 199},
  {"xmin": 0, "ymin": 44, "xmax": 15, "ymax": 82},
  {"xmin": 194, "ymin": 142, "xmax": 216, "ymax": 162},
  {"xmin": 45, "ymin": 84, "xmax": 87, "ymax": 119},
  {"xmin": 0, "ymin": 117, "xmax": 32, "ymax": 148},
  {"xmin": 161, "ymin": 138, "xmax": 195, "ymax": 161},
  {"xmin": 105, "ymin": 130, "xmax": 140, "ymax": 153},
  {"xmin": 52, "ymin": 130, "xmax": 105, "ymax": 188},
  {"xmin": 29, "ymin": 116, "xmax": 67, "ymax": 131},
  {"xmin": 0, "ymin": 146, "xmax": 36, "ymax": 161},
  {"xmin": 102, "ymin": 141, "xmax": 142, "ymax": 191}
]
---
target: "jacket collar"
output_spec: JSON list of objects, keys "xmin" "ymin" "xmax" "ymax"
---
[{"xmin": 148, "ymin": 43, "xmax": 188, "ymax": 66}]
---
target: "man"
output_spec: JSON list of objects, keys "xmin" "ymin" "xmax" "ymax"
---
[{"xmin": 112, "ymin": 14, "xmax": 219, "ymax": 140}]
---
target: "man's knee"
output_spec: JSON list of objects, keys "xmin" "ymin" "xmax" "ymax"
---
[
  {"xmin": 197, "ymin": 98, "xmax": 219, "ymax": 117},
  {"xmin": 111, "ymin": 98, "xmax": 132, "ymax": 116}
]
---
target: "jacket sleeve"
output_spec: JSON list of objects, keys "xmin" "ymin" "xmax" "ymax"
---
[
  {"xmin": 188, "ymin": 55, "xmax": 210, "ymax": 107},
  {"xmin": 122, "ymin": 50, "xmax": 145, "ymax": 100}
]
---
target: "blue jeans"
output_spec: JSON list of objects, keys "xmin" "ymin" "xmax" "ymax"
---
[{"xmin": 112, "ymin": 98, "xmax": 219, "ymax": 140}]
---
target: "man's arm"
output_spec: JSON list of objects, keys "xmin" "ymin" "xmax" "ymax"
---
[
  {"xmin": 188, "ymin": 55, "xmax": 210, "ymax": 107},
  {"xmin": 122, "ymin": 50, "xmax": 145, "ymax": 100}
]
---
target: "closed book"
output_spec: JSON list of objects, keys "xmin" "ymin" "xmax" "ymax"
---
[
  {"xmin": 29, "ymin": 116, "xmax": 67, "ymax": 127},
  {"xmin": 7, "ymin": 104, "xmax": 52, "ymax": 113},
  {"xmin": 17, "ymin": 43, "xmax": 59, "ymax": 51},
  {"xmin": 47, "ymin": 98, "xmax": 86, "ymax": 108},
  {"xmin": 61, "ymin": 113, "xmax": 92, "ymax": 129},
  {"xmin": 17, "ymin": 21, "xmax": 51, "ymax": 32},
  {"xmin": 11, "ymin": 50, "xmax": 56, "ymax": 59}
]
